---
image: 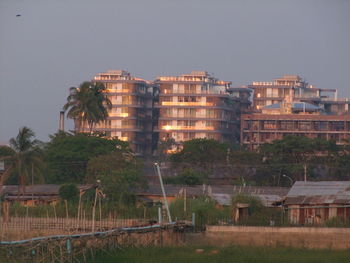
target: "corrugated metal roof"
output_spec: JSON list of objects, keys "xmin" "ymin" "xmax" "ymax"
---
[
  {"xmin": 138, "ymin": 184, "xmax": 289, "ymax": 207},
  {"xmin": 285, "ymin": 181, "xmax": 350, "ymax": 205},
  {"xmin": 1, "ymin": 184, "xmax": 94, "ymax": 196}
]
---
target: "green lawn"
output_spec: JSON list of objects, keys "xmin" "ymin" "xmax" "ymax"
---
[{"xmin": 90, "ymin": 246, "xmax": 350, "ymax": 263}]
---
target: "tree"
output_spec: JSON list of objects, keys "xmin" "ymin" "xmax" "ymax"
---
[
  {"xmin": 170, "ymin": 138, "xmax": 230, "ymax": 166},
  {"xmin": 63, "ymin": 82, "xmax": 112, "ymax": 133},
  {"xmin": 44, "ymin": 133, "xmax": 129, "ymax": 183},
  {"xmin": 164, "ymin": 168, "xmax": 208, "ymax": 185},
  {"xmin": 3, "ymin": 127, "xmax": 43, "ymax": 191},
  {"xmin": 59, "ymin": 183, "xmax": 79, "ymax": 201},
  {"xmin": 155, "ymin": 138, "xmax": 176, "ymax": 163},
  {"xmin": 86, "ymin": 152, "xmax": 146, "ymax": 205},
  {"xmin": 259, "ymin": 136, "xmax": 339, "ymax": 182}
]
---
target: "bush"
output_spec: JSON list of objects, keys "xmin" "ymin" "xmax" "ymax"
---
[
  {"xmin": 325, "ymin": 217, "xmax": 350, "ymax": 228},
  {"xmin": 164, "ymin": 168, "xmax": 208, "ymax": 185},
  {"xmin": 170, "ymin": 196, "xmax": 230, "ymax": 230},
  {"xmin": 59, "ymin": 183, "xmax": 79, "ymax": 201}
]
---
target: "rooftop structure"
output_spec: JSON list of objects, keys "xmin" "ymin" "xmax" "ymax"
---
[{"xmin": 247, "ymin": 74, "xmax": 350, "ymax": 115}]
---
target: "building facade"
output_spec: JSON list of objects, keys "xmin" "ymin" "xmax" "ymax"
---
[
  {"xmin": 71, "ymin": 71, "xmax": 349, "ymax": 154},
  {"xmin": 285, "ymin": 181, "xmax": 350, "ymax": 225},
  {"xmin": 241, "ymin": 114, "xmax": 350, "ymax": 150},
  {"xmin": 240, "ymin": 74, "xmax": 350, "ymax": 149},
  {"xmin": 247, "ymin": 74, "xmax": 349, "ymax": 115},
  {"xmin": 90, "ymin": 70, "xmax": 154, "ymax": 155},
  {"xmin": 154, "ymin": 71, "xmax": 242, "ymax": 148}
]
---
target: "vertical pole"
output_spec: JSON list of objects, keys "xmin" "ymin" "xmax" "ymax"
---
[
  {"xmin": 184, "ymin": 188, "xmax": 187, "ymax": 213},
  {"xmin": 154, "ymin": 163, "xmax": 172, "ymax": 223},
  {"xmin": 158, "ymin": 207, "xmax": 162, "ymax": 225},
  {"xmin": 31, "ymin": 163, "xmax": 34, "ymax": 204},
  {"xmin": 304, "ymin": 164, "xmax": 307, "ymax": 182},
  {"xmin": 92, "ymin": 186, "xmax": 98, "ymax": 232},
  {"xmin": 192, "ymin": 212, "xmax": 195, "ymax": 231},
  {"xmin": 77, "ymin": 192, "xmax": 82, "ymax": 229},
  {"xmin": 99, "ymin": 195, "xmax": 102, "ymax": 231}
]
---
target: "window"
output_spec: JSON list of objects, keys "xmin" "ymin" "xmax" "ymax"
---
[{"xmin": 263, "ymin": 121, "xmax": 276, "ymax": 130}]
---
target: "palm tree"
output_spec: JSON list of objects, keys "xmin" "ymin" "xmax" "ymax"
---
[
  {"xmin": 7, "ymin": 127, "xmax": 43, "ymax": 193},
  {"xmin": 63, "ymin": 82, "xmax": 112, "ymax": 133}
]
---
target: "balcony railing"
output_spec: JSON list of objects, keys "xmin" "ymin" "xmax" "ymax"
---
[
  {"xmin": 161, "ymin": 114, "xmax": 220, "ymax": 119},
  {"xmin": 161, "ymin": 102, "xmax": 214, "ymax": 106},
  {"xmin": 161, "ymin": 125, "xmax": 215, "ymax": 131},
  {"xmin": 109, "ymin": 113, "xmax": 129, "ymax": 117},
  {"xmin": 106, "ymin": 89, "xmax": 131, "ymax": 93}
]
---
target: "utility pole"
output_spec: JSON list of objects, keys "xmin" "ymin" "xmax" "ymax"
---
[
  {"xmin": 304, "ymin": 163, "xmax": 307, "ymax": 182},
  {"xmin": 154, "ymin": 163, "xmax": 172, "ymax": 223}
]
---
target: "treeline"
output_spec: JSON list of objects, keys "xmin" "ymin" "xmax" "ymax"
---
[
  {"xmin": 161, "ymin": 136, "xmax": 350, "ymax": 186},
  {"xmin": 1, "ymin": 127, "xmax": 350, "ymax": 194},
  {"xmin": 0, "ymin": 128, "xmax": 145, "ymax": 204}
]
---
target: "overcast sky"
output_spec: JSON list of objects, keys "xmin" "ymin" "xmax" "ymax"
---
[{"xmin": 1, "ymin": 0, "xmax": 349, "ymax": 143}]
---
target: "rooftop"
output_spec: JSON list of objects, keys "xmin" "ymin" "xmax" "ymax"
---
[{"xmin": 285, "ymin": 181, "xmax": 350, "ymax": 205}]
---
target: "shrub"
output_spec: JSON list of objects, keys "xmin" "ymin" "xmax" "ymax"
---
[
  {"xmin": 325, "ymin": 216, "xmax": 350, "ymax": 228},
  {"xmin": 59, "ymin": 183, "xmax": 79, "ymax": 201}
]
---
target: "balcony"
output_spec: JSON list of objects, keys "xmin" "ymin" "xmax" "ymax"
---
[
  {"xmin": 109, "ymin": 113, "xmax": 129, "ymax": 117},
  {"xmin": 161, "ymin": 102, "xmax": 214, "ymax": 106},
  {"xmin": 106, "ymin": 89, "xmax": 131, "ymax": 93},
  {"xmin": 161, "ymin": 125, "xmax": 215, "ymax": 131}
]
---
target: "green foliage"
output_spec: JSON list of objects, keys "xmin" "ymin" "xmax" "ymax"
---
[
  {"xmin": 44, "ymin": 133, "xmax": 129, "ymax": 183},
  {"xmin": 231, "ymin": 194, "xmax": 263, "ymax": 214},
  {"xmin": 64, "ymin": 81, "xmax": 112, "ymax": 133},
  {"xmin": 155, "ymin": 138, "xmax": 176, "ymax": 163},
  {"xmin": 86, "ymin": 152, "xmax": 146, "ymax": 205},
  {"xmin": 170, "ymin": 139, "xmax": 229, "ymax": 165},
  {"xmin": 170, "ymin": 196, "xmax": 229, "ymax": 229},
  {"xmin": 0, "ymin": 145, "xmax": 15, "ymax": 157},
  {"xmin": 89, "ymin": 246, "xmax": 350, "ymax": 263},
  {"xmin": 164, "ymin": 168, "xmax": 208, "ymax": 185},
  {"xmin": 5, "ymin": 127, "xmax": 44, "ymax": 186},
  {"xmin": 231, "ymin": 194, "xmax": 283, "ymax": 226},
  {"xmin": 325, "ymin": 217, "xmax": 350, "ymax": 228},
  {"xmin": 59, "ymin": 183, "xmax": 79, "ymax": 201},
  {"xmin": 259, "ymin": 135, "xmax": 342, "ymax": 183}
]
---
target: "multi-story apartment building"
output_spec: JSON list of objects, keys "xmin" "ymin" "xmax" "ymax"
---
[
  {"xmin": 247, "ymin": 75, "xmax": 347, "ymax": 114},
  {"xmin": 154, "ymin": 71, "xmax": 242, "ymax": 148},
  {"xmin": 89, "ymin": 70, "xmax": 154, "ymax": 155},
  {"xmin": 241, "ymin": 75, "xmax": 350, "ymax": 150}
]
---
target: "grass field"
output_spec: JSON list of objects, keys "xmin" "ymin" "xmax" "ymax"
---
[{"xmin": 90, "ymin": 246, "xmax": 350, "ymax": 263}]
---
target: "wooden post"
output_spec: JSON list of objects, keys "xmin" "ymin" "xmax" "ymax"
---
[
  {"xmin": 77, "ymin": 191, "xmax": 82, "ymax": 229},
  {"xmin": 92, "ymin": 186, "xmax": 98, "ymax": 232},
  {"xmin": 65, "ymin": 200, "xmax": 69, "ymax": 232},
  {"xmin": 99, "ymin": 195, "xmax": 102, "ymax": 231},
  {"xmin": 184, "ymin": 188, "xmax": 187, "ymax": 213}
]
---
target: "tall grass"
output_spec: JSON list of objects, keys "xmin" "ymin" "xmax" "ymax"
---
[{"xmin": 89, "ymin": 246, "xmax": 350, "ymax": 263}]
